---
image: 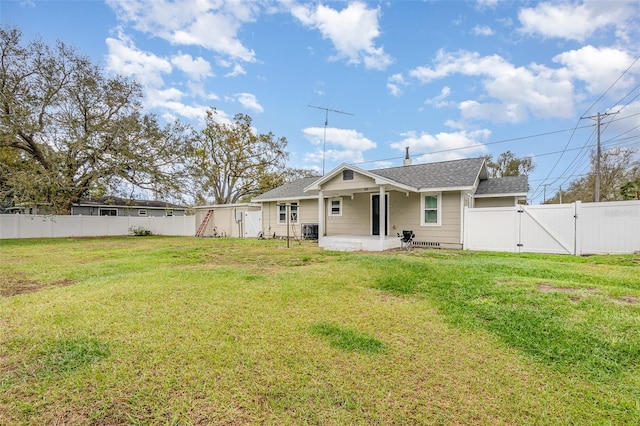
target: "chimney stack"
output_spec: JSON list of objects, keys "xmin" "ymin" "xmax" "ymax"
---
[{"xmin": 403, "ymin": 146, "xmax": 412, "ymax": 166}]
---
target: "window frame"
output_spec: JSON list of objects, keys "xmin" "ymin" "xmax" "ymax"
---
[
  {"xmin": 277, "ymin": 201, "xmax": 299, "ymax": 224},
  {"xmin": 138, "ymin": 209, "xmax": 148, "ymax": 217},
  {"xmin": 342, "ymin": 169, "xmax": 354, "ymax": 180},
  {"xmin": 99, "ymin": 208, "xmax": 118, "ymax": 217},
  {"xmin": 329, "ymin": 197, "xmax": 342, "ymax": 217},
  {"xmin": 420, "ymin": 192, "xmax": 441, "ymax": 226}
]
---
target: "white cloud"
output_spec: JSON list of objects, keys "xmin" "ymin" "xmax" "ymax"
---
[
  {"xmin": 291, "ymin": 1, "xmax": 392, "ymax": 70},
  {"xmin": 170, "ymin": 53, "xmax": 212, "ymax": 80},
  {"xmin": 518, "ymin": 1, "xmax": 638, "ymax": 42},
  {"xmin": 106, "ymin": 0, "xmax": 258, "ymax": 62},
  {"xmin": 225, "ymin": 64, "xmax": 247, "ymax": 78},
  {"xmin": 105, "ymin": 34, "xmax": 172, "ymax": 87},
  {"xmin": 408, "ymin": 49, "xmax": 575, "ymax": 122},
  {"xmin": 234, "ymin": 93, "xmax": 264, "ymax": 113},
  {"xmin": 553, "ymin": 45, "xmax": 638, "ymax": 95},
  {"xmin": 472, "ymin": 25, "xmax": 494, "ymax": 36},
  {"xmin": 387, "ymin": 73, "xmax": 407, "ymax": 97},
  {"xmin": 390, "ymin": 129, "xmax": 491, "ymax": 163},
  {"xmin": 425, "ymin": 86, "xmax": 453, "ymax": 108},
  {"xmin": 302, "ymin": 127, "xmax": 376, "ymax": 164},
  {"xmin": 475, "ymin": 0, "xmax": 500, "ymax": 9}
]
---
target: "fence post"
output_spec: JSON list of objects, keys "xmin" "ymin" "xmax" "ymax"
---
[{"xmin": 574, "ymin": 201, "xmax": 581, "ymax": 256}]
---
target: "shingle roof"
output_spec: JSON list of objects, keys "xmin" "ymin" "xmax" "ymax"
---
[
  {"xmin": 252, "ymin": 158, "xmax": 528, "ymax": 201},
  {"xmin": 370, "ymin": 157, "xmax": 486, "ymax": 189},
  {"xmin": 475, "ymin": 176, "xmax": 529, "ymax": 195},
  {"xmin": 252, "ymin": 176, "xmax": 320, "ymax": 201}
]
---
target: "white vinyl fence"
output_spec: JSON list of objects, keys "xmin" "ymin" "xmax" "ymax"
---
[
  {"xmin": 0, "ymin": 214, "xmax": 196, "ymax": 239},
  {"xmin": 464, "ymin": 200, "xmax": 640, "ymax": 255}
]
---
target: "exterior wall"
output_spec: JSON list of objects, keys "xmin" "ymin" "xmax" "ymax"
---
[
  {"xmin": 261, "ymin": 199, "xmax": 317, "ymax": 238},
  {"xmin": 258, "ymin": 189, "xmax": 465, "ymax": 248},
  {"xmin": 322, "ymin": 170, "xmax": 377, "ymax": 192},
  {"xmin": 390, "ymin": 191, "xmax": 463, "ymax": 248},
  {"xmin": 474, "ymin": 197, "xmax": 517, "ymax": 208},
  {"xmin": 323, "ymin": 190, "xmax": 464, "ymax": 248},
  {"xmin": 195, "ymin": 205, "xmax": 260, "ymax": 237},
  {"xmin": 325, "ymin": 193, "xmax": 371, "ymax": 235}
]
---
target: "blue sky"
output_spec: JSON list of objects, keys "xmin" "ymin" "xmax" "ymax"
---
[{"xmin": 3, "ymin": 0, "xmax": 640, "ymax": 203}]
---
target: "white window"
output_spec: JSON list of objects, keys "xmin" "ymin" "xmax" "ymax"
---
[
  {"xmin": 278, "ymin": 202, "xmax": 299, "ymax": 224},
  {"xmin": 100, "ymin": 208, "xmax": 117, "ymax": 216},
  {"xmin": 166, "ymin": 210, "xmax": 174, "ymax": 217},
  {"xmin": 420, "ymin": 193, "xmax": 441, "ymax": 226},
  {"xmin": 138, "ymin": 209, "xmax": 148, "ymax": 217},
  {"xmin": 329, "ymin": 198, "xmax": 342, "ymax": 216}
]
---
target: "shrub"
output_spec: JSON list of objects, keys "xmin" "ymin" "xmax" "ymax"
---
[{"xmin": 129, "ymin": 226, "xmax": 152, "ymax": 236}]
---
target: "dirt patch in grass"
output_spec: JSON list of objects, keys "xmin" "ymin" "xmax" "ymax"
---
[
  {"xmin": 614, "ymin": 295, "xmax": 639, "ymax": 305},
  {"xmin": 0, "ymin": 275, "xmax": 74, "ymax": 297},
  {"xmin": 538, "ymin": 283, "xmax": 638, "ymax": 305}
]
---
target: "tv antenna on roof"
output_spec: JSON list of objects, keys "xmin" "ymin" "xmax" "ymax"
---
[{"xmin": 308, "ymin": 104, "xmax": 354, "ymax": 175}]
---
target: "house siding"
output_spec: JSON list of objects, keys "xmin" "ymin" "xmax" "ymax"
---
[
  {"xmin": 474, "ymin": 197, "xmax": 517, "ymax": 208},
  {"xmin": 261, "ymin": 199, "xmax": 317, "ymax": 238},
  {"xmin": 390, "ymin": 191, "xmax": 463, "ymax": 248},
  {"xmin": 322, "ymin": 170, "xmax": 377, "ymax": 192},
  {"xmin": 325, "ymin": 193, "xmax": 371, "ymax": 235},
  {"xmin": 195, "ymin": 204, "xmax": 260, "ymax": 238},
  {"xmin": 322, "ymin": 190, "xmax": 464, "ymax": 247}
]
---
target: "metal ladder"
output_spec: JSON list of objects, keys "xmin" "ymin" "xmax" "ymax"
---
[{"xmin": 195, "ymin": 210, "xmax": 213, "ymax": 236}]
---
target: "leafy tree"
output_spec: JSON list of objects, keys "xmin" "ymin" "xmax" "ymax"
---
[
  {"xmin": 0, "ymin": 27, "xmax": 184, "ymax": 214},
  {"xmin": 620, "ymin": 180, "xmax": 640, "ymax": 200},
  {"xmin": 546, "ymin": 147, "xmax": 639, "ymax": 203},
  {"xmin": 183, "ymin": 109, "xmax": 295, "ymax": 204},
  {"xmin": 485, "ymin": 150, "xmax": 535, "ymax": 178}
]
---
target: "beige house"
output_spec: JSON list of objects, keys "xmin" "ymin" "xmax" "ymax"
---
[{"xmin": 252, "ymin": 157, "xmax": 528, "ymax": 251}]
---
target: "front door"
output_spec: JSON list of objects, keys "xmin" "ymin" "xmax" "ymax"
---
[{"xmin": 371, "ymin": 194, "xmax": 388, "ymax": 236}]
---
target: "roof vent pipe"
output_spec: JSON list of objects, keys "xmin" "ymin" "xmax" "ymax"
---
[{"xmin": 403, "ymin": 146, "xmax": 412, "ymax": 166}]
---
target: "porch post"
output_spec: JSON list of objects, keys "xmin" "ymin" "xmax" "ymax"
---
[
  {"xmin": 318, "ymin": 190, "xmax": 324, "ymax": 239},
  {"xmin": 379, "ymin": 185, "xmax": 386, "ymax": 242}
]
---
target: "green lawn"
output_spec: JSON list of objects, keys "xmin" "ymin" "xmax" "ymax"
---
[{"xmin": 1, "ymin": 237, "xmax": 639, "ymax": 425}]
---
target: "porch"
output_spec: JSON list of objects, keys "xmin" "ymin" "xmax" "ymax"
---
[{"xmin": 318, "ymin": 234, "xmax": 402, "ymax": 252}]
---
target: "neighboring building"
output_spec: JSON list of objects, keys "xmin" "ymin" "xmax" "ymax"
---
[
  {"xmin": 252, "ymin": 156, "xmax": 528, "ymax": 251},
  {"xmin": 71, "ymin": 197, "xmax": 187, "ymax": 217},
  {"xmin": 193, "ymin": 203, "xmax": 262, "ymax": 238}
]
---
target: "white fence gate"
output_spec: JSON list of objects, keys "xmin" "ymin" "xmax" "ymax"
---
[{"xmin": 464, "ymin": 200, "xmax": 640, "ymax": 255}]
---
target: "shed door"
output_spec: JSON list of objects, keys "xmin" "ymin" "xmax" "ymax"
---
[{"xmin": 244, "ymin": 211, "xmax": 262, "ymax": 238}]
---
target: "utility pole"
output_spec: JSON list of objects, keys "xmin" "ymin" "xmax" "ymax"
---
[
  {"xmin": 543, "ymin": 184, "xmax": 548, "ymax": 203},
  {"xmin": 308, "ymin": 105, "xmax": 353, "ymax": 175},
  {"xmin": 581, "ymin": 111, "xmax": 617, "ymax": 202},
  {"xmin": 559, "ymin": 186, "xmax": 562, "ymax": 204},
  {"xmin": 595, "ymin": 112, "xmax": 601, "ymax": 202}
]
